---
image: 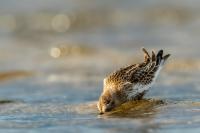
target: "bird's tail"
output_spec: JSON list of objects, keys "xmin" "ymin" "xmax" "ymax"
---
[
  {"xmin": 156, "ymin": 49, "xmax": 170, "ymax": 66},
  {"xmin": 142, "ymin": 47, "xmax": 170, "ymax": 66}
]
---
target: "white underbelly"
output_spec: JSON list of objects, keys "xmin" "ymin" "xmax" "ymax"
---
[{"xmin": 127, "ymin": 82, "xmax": 153, "ymax": 100}]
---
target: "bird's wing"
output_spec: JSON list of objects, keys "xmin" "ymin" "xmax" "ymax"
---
[
  {"xmin": 123, "ymin": 48, "xmax": 170, "ymax": 100},
  {"xmin": 103, "ymin": 48, "xmax": 170, "ymax": 92},
  {"xmin": 126, "ymin": 48, "xmax": 170, "ymax": 85},
  {"xmin": 104, "ymin": 48, "xmax": 156, "ymax": 87}
]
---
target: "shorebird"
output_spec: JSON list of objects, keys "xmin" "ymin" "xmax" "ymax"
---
[{"xmin": 97, "ymin": 48, "xmax": 170, "ymax": 114}]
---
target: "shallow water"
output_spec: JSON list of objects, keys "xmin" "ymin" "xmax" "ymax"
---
[{"xmin": 1, "ymin": 0, "xmax": 200, "ymax": 133}]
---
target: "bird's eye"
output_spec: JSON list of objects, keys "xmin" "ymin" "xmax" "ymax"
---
[{"xmin": 106, "ymin": 100, "xmax": 110, "ymax": 105}]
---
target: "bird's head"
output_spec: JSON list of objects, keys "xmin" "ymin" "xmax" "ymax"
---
[
  {"xmin": 97, "ymin": 79, "xmax": 132, "ymax": 114},
  {"xmin": 97, "ymin": 90, "xmax": 117, "ymax": 114}
]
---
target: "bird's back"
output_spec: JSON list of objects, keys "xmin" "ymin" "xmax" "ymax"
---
[{"xmin": 104, "ymin": 48, "xmax": 170, "ymax": 100}]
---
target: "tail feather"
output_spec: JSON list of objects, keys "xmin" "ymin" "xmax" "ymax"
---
[
  {"xmin": 141, "ymin": 47, "xmax": 170, "ymax": 66},
  {"xmin": 156, "ymin": 49, "xmax": 163, "ymax": 65},
  {"xmin": 156, "ymin": 49, "xmax": 170, "ymax": 65},
  {"xmin": 163, "ymin": 54, "xmax": 171, "ymax": 61},
  {"xmin": 142, "ymin": 47, "xmax": 150, "ymax": 63},
  {"xmin": 151, "ymin": 51, "xmax": 156, "ymax": 62}
]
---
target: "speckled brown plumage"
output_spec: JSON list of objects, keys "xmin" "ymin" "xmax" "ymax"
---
[{"xmin": 97, "ymin": 48, "xmax": 170, "ymax": 114}]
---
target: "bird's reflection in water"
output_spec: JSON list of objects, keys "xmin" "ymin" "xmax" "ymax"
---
[
  {"xmin": 96, "ymin": 99, "xmax": 164, "ymax": 133},
  {"xmin": 100, "ymin": 99, "xmax": 165, "ymax": 118}
]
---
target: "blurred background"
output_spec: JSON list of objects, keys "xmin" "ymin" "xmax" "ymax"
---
[{"xmin": 0, "ymin": 0, "xmax": 200, "ymax": 132}]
